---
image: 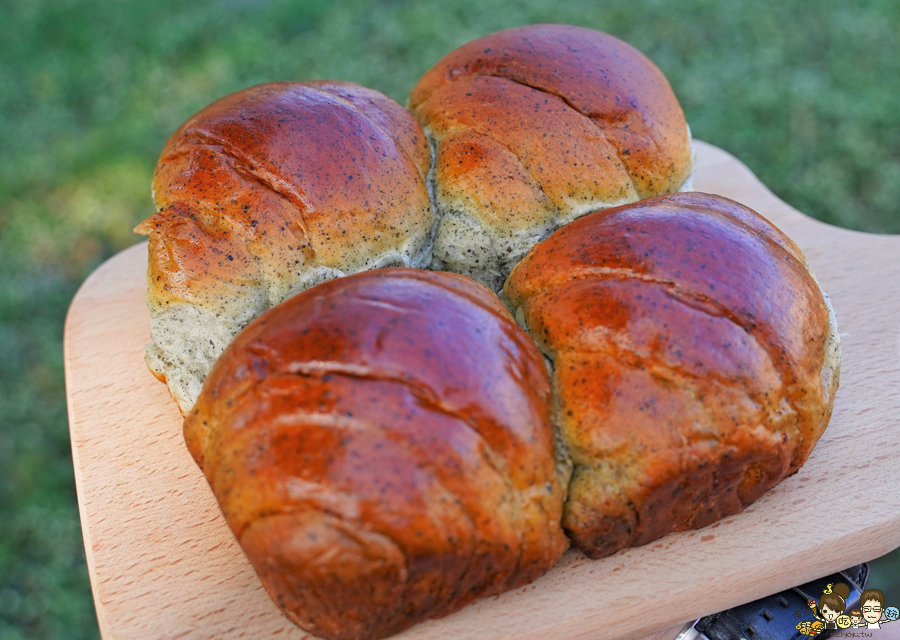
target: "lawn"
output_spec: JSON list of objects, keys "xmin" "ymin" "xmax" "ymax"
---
[{"xmin": 1, "ymin": 0, "xmax": 898, "ymax": 638}]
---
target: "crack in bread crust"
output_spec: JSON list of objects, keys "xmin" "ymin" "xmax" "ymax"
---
[
  {"xmin": 445, "ymin": 73, "xmax": 647, "ymax": 196},
  {"xmin": 181, "ymin": 131, "xmax": 314, "ymax": 241}
]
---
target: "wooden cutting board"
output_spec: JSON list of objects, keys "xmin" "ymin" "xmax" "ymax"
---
[{"xmin": 64, "ymin": 141, "xmax": 900, "ymax": 640}]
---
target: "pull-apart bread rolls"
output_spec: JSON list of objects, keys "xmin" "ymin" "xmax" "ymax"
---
[
  {"xmin": 184, "ymin": 268, "xmax": 569, "ymax": 640},
  {"xmin": 409, "ymin": 25, "xmax": 694, "ymax": 290},
  {"xmin": 136, "ymin": 81, "xmax": 434, "ymax": 413},
  {"xmin": 503, "ymin": 192, "xmax": 840, "ymax": 559}
]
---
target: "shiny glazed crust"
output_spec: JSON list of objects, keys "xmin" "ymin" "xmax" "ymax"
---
[
  {"xmin": 184, "ymin": 268, "xmax": 569, "ymax": 640},
  {"xmin": 135, "ymin": 81, "xmax": 435, "ymax": 413},
  {"xmin": 503, "ymin": 192, "xmax": 840, "ymax": 559},
  {"xmin": 409, "ymin": 25, "xmax": 694, "ymax": 289}
]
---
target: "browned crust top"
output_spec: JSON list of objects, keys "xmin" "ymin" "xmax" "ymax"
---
[
  {"xmin": 137, "ymin": 81, "xmax": 433, "ymax": 311},
  {"xmin": 504, "ymin": 192, "xmax": 836, "ymax": 557},
  {"xmin": 410, "ymin": 24, "xmax": 692, "ymax": 198},
  {"xmin": 185, "ymin": 268, "xmax": 568, "ymax": 639}
]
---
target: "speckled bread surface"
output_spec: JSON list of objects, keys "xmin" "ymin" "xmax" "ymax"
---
[
  {"xmin": 503, "ymin": 192, "xmax": 840, "ymax": 559},
  {"xmin": 184, "ymin": 268, "xmax": 569, "ymax": 640},
  {"xmin": 409, "ymin": 24, "xmax": 694, "ymax": 290},
  {"xmin": 135, "ymin": 81, "xmax": 434, "ymax": 414}
]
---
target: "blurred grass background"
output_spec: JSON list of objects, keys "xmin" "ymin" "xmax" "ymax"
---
[{"xmin": 1, "ymin": 0, "xmax": 898, "ymax": 638}]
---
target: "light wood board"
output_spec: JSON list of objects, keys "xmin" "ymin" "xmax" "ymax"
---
[{"xmin": 64, "ymin": 141, "xmax": 900, "ymax": 640}]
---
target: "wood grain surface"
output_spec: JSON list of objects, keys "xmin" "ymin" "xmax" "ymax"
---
[{"xmin": 64, "ymin": 141, "xmax": 900, "ymax": 640}]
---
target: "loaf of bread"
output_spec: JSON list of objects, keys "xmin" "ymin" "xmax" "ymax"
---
[
  {"xmin": 503, "ymin": 192, "xmax": 840, "ymax": 559},
  {"xmin": 409, "ymin": 24, "xmax": 694, "ymax": 290},
  {"xmin": 136, "ymin": 26, "xmax": 843, "ymax": 638},
  {"xmin": 184, "ymin": 268, "xmax": 569, "ymax": 640},
  {"xmin": 135, "ymin": 81, "xmax": 434, "ymax": 413}
]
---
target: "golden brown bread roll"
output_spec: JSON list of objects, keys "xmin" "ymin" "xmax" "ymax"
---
[
  {"xmin": 135, "ymin": 81, "xmax": 434, "ymax": 413},
  {"xmin": 409, "ymin": 24, "xmax": 694, "ymax": 290},
  {"xmin": 184, "ymin": 268, "xmax": 569, "ymax": 640},
  {"xmin": 503, "ymin": 192, "xmax": 840, "ymax": 559}
]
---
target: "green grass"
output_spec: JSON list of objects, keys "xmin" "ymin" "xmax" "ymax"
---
[{"xmin": 1, "ymin": 1, "xmax": 898, "ymax": 638}]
